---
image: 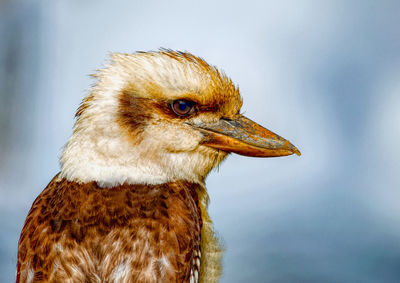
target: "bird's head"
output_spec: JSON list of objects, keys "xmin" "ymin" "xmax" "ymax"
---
[{"xmin": 60, "ymin": 50, "xmax": 300, "ymax": 187}]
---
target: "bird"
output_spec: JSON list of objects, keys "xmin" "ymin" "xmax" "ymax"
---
[{"xmin": 16, "ymin": 50, "xmax": 300, "ymax": 283}]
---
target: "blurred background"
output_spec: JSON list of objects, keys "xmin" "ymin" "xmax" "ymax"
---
[{"xmin": 1, "ymin": 0, "xmax": 399, "ymax": 282}]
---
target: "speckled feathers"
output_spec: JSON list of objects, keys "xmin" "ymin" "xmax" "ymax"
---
[{"xmin": 18, "ymin": 176, "xmax": 203, "ymax": 282}]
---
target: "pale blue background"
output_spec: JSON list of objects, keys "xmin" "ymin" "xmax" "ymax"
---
[{"xmin": 1, "ymin": 1, "xmax": 400, "ymax": 282}]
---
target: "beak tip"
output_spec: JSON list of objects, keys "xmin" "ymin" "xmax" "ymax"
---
[
  {"xmin": 294, "ymin": 148, "xmax": 301, "ymax": 156},
  {"xmin": 283, "ymin": 140, "xmax": 301, "ymax": 157},
  {"xmin": 287, "ymin": 142, "xmax": 301, "ymax": 156}
]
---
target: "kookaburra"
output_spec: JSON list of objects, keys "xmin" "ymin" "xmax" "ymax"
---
[{"xmin": 17, "ymin": 50, "xmax": 300, "ymax": 283}]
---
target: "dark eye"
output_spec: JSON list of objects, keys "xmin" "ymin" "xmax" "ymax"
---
[{"xmin": 171, "ymin": 100, "xmax": 194, "ymax": 116}]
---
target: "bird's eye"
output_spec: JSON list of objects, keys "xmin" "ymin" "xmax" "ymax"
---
[{"xmin": 171, "ymin": 100, "xmax": 194, "ymax": 116}]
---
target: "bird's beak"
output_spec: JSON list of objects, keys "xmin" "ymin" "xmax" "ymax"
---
[{"xmin": 189, "ymin": 115, "xmax": 301, "ymax": 157}]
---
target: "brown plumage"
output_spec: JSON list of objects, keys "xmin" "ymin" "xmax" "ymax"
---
[
  {"xmin": 18, "ymin": 175, "xmax": 201, "ymax": 282},
  {"xmin": 17, "ymin": 50, "xmax": 300, "ymax": 283}
]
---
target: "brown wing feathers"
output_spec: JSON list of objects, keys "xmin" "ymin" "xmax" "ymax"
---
[{"xmin": 17, "ymin": 176, "xmax": 202, "ymax": 282}]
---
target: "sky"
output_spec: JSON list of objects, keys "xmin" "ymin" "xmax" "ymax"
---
[{"xmin": 0, "ymin": 0, "xmax": 400, "ymax": 282}]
